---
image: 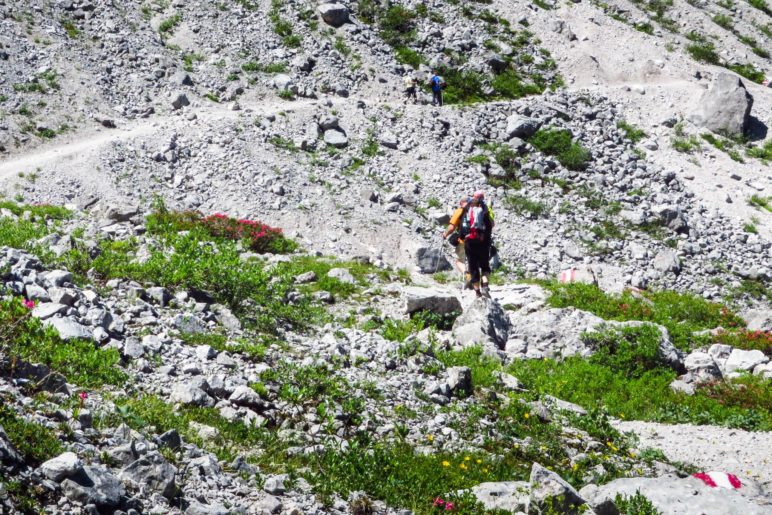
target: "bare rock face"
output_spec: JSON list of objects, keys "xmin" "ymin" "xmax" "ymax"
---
[{"xmin": 687, "ymin": 73, "xmax": 753, "ymax": 136}]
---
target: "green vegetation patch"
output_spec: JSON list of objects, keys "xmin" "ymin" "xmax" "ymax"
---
[
  {"xmin": 529, "ymin": 129, "xmax": 591, "ymax": 170},
  {"xmin": 509, "ymin": 325, "xmax": 772, "ymax": 431},
  {"xmin": 617, "ymin": 121, "xmax": 647, "ymax": 143},
  {"xmin": 379, "ymin": 310, "xmax": 460, "ymax": 342},
  {"xmin": 98, "ymin": 395, "xmax": 277, "ymax": 463},
  {"xmin": 147, "ymin": 207, "xmax": 297, "ymax": 254},
  {"xmin": 543, "ymin": 282, "xmax": 743, "ymax": 349},
  {"xmin": 506, "ymin": 194, "xmax": 549, "ymax": 218},
  {"xmin": 747, "ymin": 194, "xmax": 772, "ymax": 212},
  {"xmin": 0, "ymin": 403, "xmax": 63, "ymax": 465},
  {"xmin": 615, "ymin": 491, "xmax": 661, "ymax": 515},
  {"xmin": 159, "ymin": 13, "xmax": 182, "ymax": 34},
  {"xmin": 1, "ymin": 297, "xmax": 126, "ymax": 387}
]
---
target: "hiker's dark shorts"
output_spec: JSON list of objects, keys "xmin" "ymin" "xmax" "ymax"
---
[{"xmin": 465, "ymin": 237, "xmax": 490, "ymax": 285}]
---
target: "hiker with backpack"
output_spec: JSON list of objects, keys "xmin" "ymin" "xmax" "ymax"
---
[
  {"xmin": 403, "ymin": 74, "xmax": 418, "ymax": 103},
  {"xmin": 429, "ymin": 70, "xmax": 445, "ymax": 107},
  {"xmin": 442, "ymin": 195, "xmax": 473, "ymax": 289},
  {"xmin": 442, "ymin": 192, "xmax": 494, "ymax": 296},
  {"xmin": 462, "ymin": 191, "xmax": 494, "ymax": 297}
]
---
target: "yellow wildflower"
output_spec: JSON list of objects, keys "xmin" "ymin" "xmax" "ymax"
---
[
  {"xmin": 442, "ymin": 460, "xmax": 450, "ymax": 467},
  {"xmin": 426, "ymin": 434, "xmax": 434, "ymax": 442},
  {"xmin": 464, "ymin": 456, "xmax": 471, "ymax": 461}
]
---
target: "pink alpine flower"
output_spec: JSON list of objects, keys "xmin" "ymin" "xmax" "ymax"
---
[
  {"xmin": 22, "ymin": 299, "xmax": 35, "ymax": 309},
  {"xmin": 433, "ymin": 497, "xmax": 445, "ymax": 507},
  {"xmin": 444, "ymin": 502, "xmax": 455, "ymax": 511}
]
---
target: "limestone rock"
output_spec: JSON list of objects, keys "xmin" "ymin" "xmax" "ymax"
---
[
  {"xmin": 453, "ymin": 298, "xmax": 510, "ymax": 352},
  {"xmin": 119, "ymin": 451, "xmax": 177, "ymax": 499},
  {"xmin": 528, "ymin": 462, "xmax": 586, "ymax": 514},
  {"xmin": 61, "ymin": 466, "xmax": 125, "ymax": 509},
  {"xmin": 323, "ymin": 128, "xmax": 348, "ymax": 148},
  {"xmin": 580, "ymin": 475, "xmax": 769, "ymax": 515},
  {"xmin": 687, "ymin": 72, "xmax": 753, "ymax": 136},
  {"xmin": 40, "ymin": 452, "xmax": 83, "ymax": 482},
  {"xmin": 318, "ymin": 3, "xmax": 349, "ymax": 27},
  {"xmin": 415, "ymin": 246, "xmax": 451, "ymax": 274},
  {"xmin": 403, "ymin": 286, "xmax": 462, "ymax": 315}
]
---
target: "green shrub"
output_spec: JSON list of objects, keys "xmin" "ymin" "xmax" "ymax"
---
[
  {"xmin": 98, "ymin": 395, "xmax": 274, "ymax": 463},
  {"xmin": 712, "ymin": 14, "xmax": 733, "ymax": 30},
  {"xmin": 60, "ymin": 18, "xmax": 79, "ymax": 38},
  {"xmin": 728, "ymin": 63, "xmax": 765, "ymax": 84},
  {"xmin": 507, "ymin": 350, "xmax": 771, "ymax": 430},
  {"xmin": 529, "ymin": 129, "xmax": 590, "ymax": 170},
  {"xmin": 0, "ymin": 404, "xmax": 63, "ymax": 465},
  {"xmin": 0, "ymin": 297, "xmax": 126, "ymax": 387},
  {"xmin": 615, "ymin": 491, "xmax": 661, "ymax": 515},
  {"xmin": 309, "ymin": 435, "xmax": 504, "ymax": 512},
  {"xmin": 74, "ymin": 227, "xmax": 321, "ymax": 336},
  {"xmin": 379, "ymin": 5, "xmax": 417, "ymax": 47},
  {"xmin": 159, "ymin": 13, "xmax": 182, "ymax": 34},
  {"xmin": 273, "ymin": 18, "xmax": 293, "ymax": 37},
  {"xmin": 435, "ymin": 66, "xmax": 487, "ymax": 105},
  {"xmin": 491, "ymin": 70, "xmax": 544, "ymax": 99},
  {"xmin": 617, "ymin": 121, "xmax": 646, "ymax": 143},
  {"xmin": 584, "ymin": 325, "xmax": 668, "ymax": 378},
  {"xmin": 394, "ymin": 46, "xmax": 423, "ymax": 69},
  {"xmin": 747, "ymin": 194, "xmax": 772, "ymax": 211},
  {"xmin": 147, "ymin": 209, "xmax": 297, "ymax": 254},
  {"xmin": 747, "ymin": 0, "xmax": 771, "ymax": 15},
  {"xmin": 333, "ymin": 36, "xmax": 351, "ymax": 57},
  {"xmin": 506, "ymin": 194, "xmax": 548, "ymax": 218},
  {"xmin": 672, "ymin": 134, "xmax": 701, "ymax": 153},
  {"xmin": 0, "ymin": 202, "xmax": 70, "ymax": 256},
  {"xmin": 686, "ymin": 41, "xmax": 720, "ymax": 64},
  {"xmin": 283, "ymin": 34, "xmax": 302, "ymax": 48}
]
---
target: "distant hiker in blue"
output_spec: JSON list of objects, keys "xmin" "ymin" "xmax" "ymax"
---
[{"xmin": 429, "ymin": 70, "xmax": 445, "ymax": 106}]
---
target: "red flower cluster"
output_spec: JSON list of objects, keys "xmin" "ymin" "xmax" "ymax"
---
[
  {"xmin": 433, "ymin": 498, "xmax": 455, "ymax": 511},
  {"xmin": 201, "ymin": 213, "xmax": 285, "ymax": 253}
]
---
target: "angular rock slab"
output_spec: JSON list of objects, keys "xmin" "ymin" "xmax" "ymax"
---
[
  {"xmin": 414, "ymin": 246, "xmax": 451, "ymax": 274},
  {"xmin": 61, "ymin": 466, "xmax": 125, "ymax": 509},
  {"xmin": 403, "ymin": 286, "xmax": 462, "ymax": 315},
  {"xmin": 687, "ymin": 72, "xmax": 753, "ymax": 137},
  {"xmin": 453, "ymin": 298, "xmax": 510, "ymax": 352},
  {"xmin": 119, "ymin": 451, "xmax": 177, "ymax": 499},
  {"xmin": 40, "ymin": 451, "xmax": 83, "ymax": 482},
  {"xmin": 528, "ymin": 462, "xmax": 586, "ymax": 514}
]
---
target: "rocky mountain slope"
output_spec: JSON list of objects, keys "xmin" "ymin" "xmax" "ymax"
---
[{"xmin": 0, "ymin": 0, "xmax": 770, "ymax": 514}]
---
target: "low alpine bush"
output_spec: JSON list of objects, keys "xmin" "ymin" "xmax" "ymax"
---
[
  {"xmin": 146, "ymin": 208, "xmax": 297, "ymax": 254},
  {"xmin": 0, "ymin": 297, "xmax": 126, "ymax": 387},
  {"xmin": 529, "ymin": 129, "xmax": 590, "ymax": 170}
]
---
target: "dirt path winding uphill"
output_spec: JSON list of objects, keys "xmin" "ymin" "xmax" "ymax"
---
[{"xmin": 615, "ymin": 419, "xmax": 772, "ymax": 489}]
